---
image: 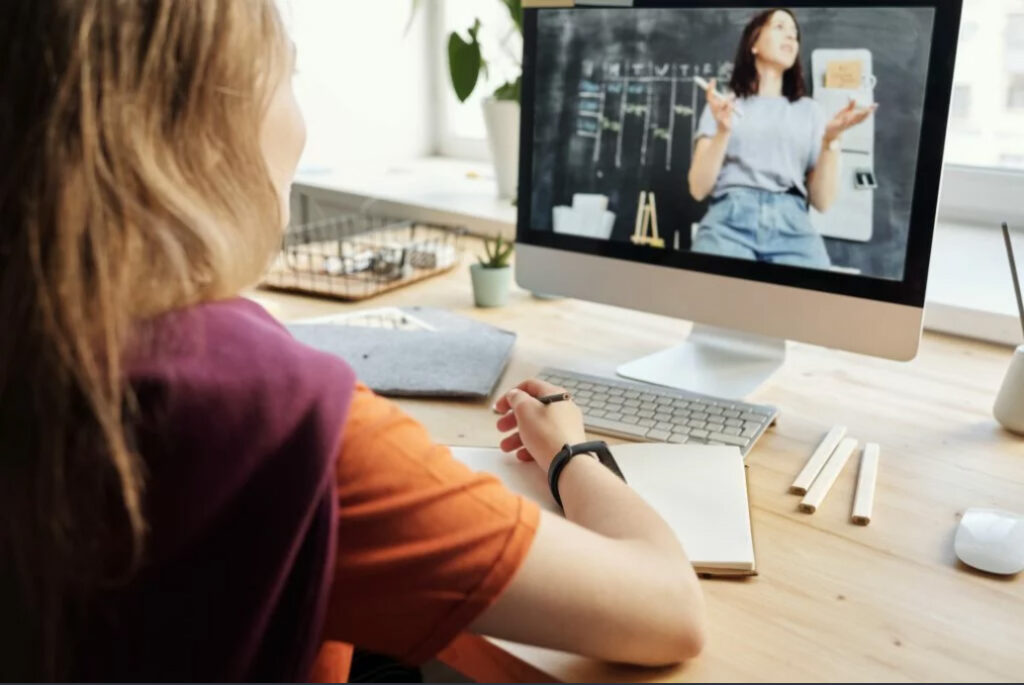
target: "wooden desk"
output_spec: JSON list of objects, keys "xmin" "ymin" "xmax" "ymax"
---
[{"xmin": 252, "ymin": 250, "xmax": 1024, "ymax": 683}]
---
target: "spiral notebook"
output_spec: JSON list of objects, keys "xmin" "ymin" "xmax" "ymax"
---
[{"xmin": 451, "ymin": 443, "xmax": 756, "ymax": 576}]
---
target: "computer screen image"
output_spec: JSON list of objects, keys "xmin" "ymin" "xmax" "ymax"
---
[
  {"xmin": 516, "ymin": 0, "xmax": 959, "ymax": 396},
  {"xmin": 526, "ymin": 4, "xmax": 937, "ymax": 283}
]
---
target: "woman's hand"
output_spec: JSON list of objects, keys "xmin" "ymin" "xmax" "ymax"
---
[
  {"xmin": 706, "ymin": 78, "xmax": 737, "ymax": 134},
  {"xmin": 824, "ymin": 99, "xmax": 878, "ymax": 145},
  {"xmin": 494, "ymin": 379, "xmax": 587, "ymax": 473}
]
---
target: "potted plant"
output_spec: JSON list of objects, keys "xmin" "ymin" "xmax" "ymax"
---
[
  {"xmin": 412, "ymin": 0, "xmax": 522, "ymax": 199},
  {"xmin": 471, "ymin": 234, "xmax": 514, "ymax": 307}
]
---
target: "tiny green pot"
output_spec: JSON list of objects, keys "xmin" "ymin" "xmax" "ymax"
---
[{"xmin": 470, "ymin": 263, "xmax": 513, "ymax": 308}]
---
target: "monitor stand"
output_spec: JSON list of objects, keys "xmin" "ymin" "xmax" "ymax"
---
[{"xmin": 616, "ymin": 324, "xmax": 786, "ymax": 400}]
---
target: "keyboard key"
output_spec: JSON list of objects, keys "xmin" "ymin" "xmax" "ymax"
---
[
  {"xmin": 638, "ymin": 418, "xmax": 657, "ymax": 428},
  {"xmin": 742, "ymin": 427, "xmax": 759, "ymax": 438},
  {"xmin": 579, "ymin": 382, "xmax": 594, "ymax": 390},
  {"xmin": 655, "ymin": 421, "xmax": 674, "ymax": 431},
  {"xmin": 604, "ymin": 411, "xmax": 623, "ymax": 421},
  {"xmin": 654, "ymin": 412, "xmax": 672, "ymax": 422},
  {"xmin": 723, "ymin": 426, "xmax": 742, "ymax": 436},
  {"xmin": 725, "ymin": 418, "xmax": 743, "ymax": 428},
  {"xmin": 741, "ymin": 412, "xmax": 763, "ymax": 422},
  {"xmin": 636, "ymin": 409, "xmax": 654, "ymax": 419},
  {"xmin": 668, "ymin": 433, "xmax": 689, "ymax": 444},
  {"xmin": 673, "ymin": 426, "xmax": 691, "ymax": 435},
  {"xmin": 584, "ymin": 416, "xmax": 650, "ymax": 439},
  {"xmin": 622, "ymin": 407, "xmax": 639, "ymax": 416},
  {"xmin": 708, "ymin": 432, "xmax": 750, "ymax": 447},
  {"xmin": 590, "ymin": 400, "xmax": 607, "ymax": 410},
  {"xmin": 655, "ymin": 396, "xmax": 673, "ymax": 405},
  {"xmin": 688, "ymin": 436, "xmax": 708, "ymax": 445},
  {"xmin": 623, "ymin": 415, "xmax": 640, "ymax": 425},
  {"xmin": 624, "ymin": 398, "xmax": 641, "ymax": 408},
  {"xmin": 707, "ymin": 423, "xmax": 725, "ymax": 433},
  {"xmin": 723, "ymin": 410, "xmax": 741, "ymax": 419},
  {"xmin": 646, "ymin": 429, "xmax": 672, "ymax": 441},
  {"xmin": 640, "ymin": 393, "xmax": 656, "ymax": 402},
  {"xmin": 608, "ymin": 387, "xmax": 624, "ymax": 396},
  {"xmin": 688, "ymin": 419, "xmax": 707, "ymax": 429},
  {"xmin": 691, "ymin": 412, "xmax": 709, "ymax": 421},
  {"xmin": 706, "ymin": 406, "xmax": 723, "ymax": 416},
  {"xmin": 624, "ymin": 390, "xmax": 640, "ymax": 399},
  {"xmin": 672, "ymin": 400, "xmax": 690, "ymax": 409},
  {"xmin": 588, "ymin": 409, "xmax": 606, "ymax": 419},
  {"xmin": 690, "ymin": 429, "xmax": 710, "ymax": 439}
]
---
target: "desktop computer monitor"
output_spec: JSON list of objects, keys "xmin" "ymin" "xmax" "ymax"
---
[{"xmin": 516, "ymin": 0, "xmax": 961, "ymax": 398}]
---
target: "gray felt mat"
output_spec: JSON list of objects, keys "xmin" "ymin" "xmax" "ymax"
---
[{"xmin": 288, "ymin": 307, "xmax": 516, "ymax": 399}]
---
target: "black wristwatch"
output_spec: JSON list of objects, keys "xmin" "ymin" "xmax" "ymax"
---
[{"xmin": 548, "ymin": 440, "xmax": 626, "ymax": 508}]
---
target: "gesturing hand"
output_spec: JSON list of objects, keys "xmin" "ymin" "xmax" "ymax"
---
[
  {"xmin": 706, "ymin": 78, "xmax": 737, "ymax": 134},
  {"xmin": 824, "ymin": 99, "xmax": 878, "ymax": 145}
]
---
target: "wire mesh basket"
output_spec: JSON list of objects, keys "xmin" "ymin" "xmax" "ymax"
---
[{"xmin": 261, "ymin": 212, "xmax": 465, "ymax": 301}]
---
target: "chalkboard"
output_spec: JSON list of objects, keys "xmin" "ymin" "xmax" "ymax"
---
[{"xmin": 528, "ymin": 7, "xmax": 935, "ymax": 280}]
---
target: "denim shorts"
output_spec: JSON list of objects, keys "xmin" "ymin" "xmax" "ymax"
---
[{"xmin": 692, "ymin": 187, "xmax": 831, "ymax": 269}]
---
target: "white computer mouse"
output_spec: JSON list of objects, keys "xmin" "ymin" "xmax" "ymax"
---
[{"xmin": 954, "ymin": 508, "xmax": 1024, "ymax": 575}]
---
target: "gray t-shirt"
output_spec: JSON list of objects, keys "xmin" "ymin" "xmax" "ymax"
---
[{"xmin": 695, "ymin": 95, "xmax": 826, "ymax": 198}]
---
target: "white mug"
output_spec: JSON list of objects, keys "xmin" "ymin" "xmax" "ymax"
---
[{"xmin": 994, "ymin": 345, "xmax": 1024, "ymax": 435}]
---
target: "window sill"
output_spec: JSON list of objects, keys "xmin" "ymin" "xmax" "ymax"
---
[
  {"xmin": 292, "ymin": 157, "xmax": 515, "ymax": 237},
  {"xmin": 292, "ymin": 157, "xmax": 1021, "ymax": 348}
]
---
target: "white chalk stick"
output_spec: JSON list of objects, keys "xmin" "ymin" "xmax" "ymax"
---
[
  {"xmin": 799, "ymin": 437, "xmax": 858, "ymax": 514},
  {"xmin": 693, "ymin": 76, "xmax": 744, "ymax": 117},
  {"xmin": 851, "ymin": 443, "xmax": 880, "ymax": 525},
  {"xmin": 790, "ymin": 425, "xmax": 847, "ymax": 495}
]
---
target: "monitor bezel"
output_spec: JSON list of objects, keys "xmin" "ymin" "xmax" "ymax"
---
[{"xmin": 516, "ymin": 0, "xmax": 962, "ymax": 308}]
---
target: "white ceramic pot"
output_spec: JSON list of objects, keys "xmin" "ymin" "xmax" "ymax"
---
[
  {"xmin": 481, "ymin": 98, "xmax": 520, "ymax": 200},
  {"xmin": 470, "ymin": 263, "xmax": 512, "ymax": 308},
  {"xmin": 994, "ymin": 344, "xmax": 1024, "ymax": 435}
]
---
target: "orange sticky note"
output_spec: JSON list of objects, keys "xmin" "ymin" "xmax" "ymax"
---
[{"xmin": 825, "ymin": 60, "xmax": 862, "ymax": 89}]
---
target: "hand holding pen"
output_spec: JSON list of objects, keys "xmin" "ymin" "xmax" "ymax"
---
[{"xmin": 494, "ymin": 379, "xmax": 586, "ymax": 471}]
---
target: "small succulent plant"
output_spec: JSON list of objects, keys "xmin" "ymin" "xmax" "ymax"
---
[{"xmin": 478, "ymin": 234, "xmax": 514, "ymax": 269}]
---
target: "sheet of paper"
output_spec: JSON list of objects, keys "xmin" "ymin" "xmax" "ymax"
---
[
  {"xmin": 825, "ymin": 59, "xmax": 862, "ymax": 89},
  {"xmin": 451, "ymin": 443, "xmax": 755, "ymax": 572}
]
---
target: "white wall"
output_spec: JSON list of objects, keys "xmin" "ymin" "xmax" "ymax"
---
[{"xmin": 279, "ymin": 0, "xmax": 436, "ymax": 172}]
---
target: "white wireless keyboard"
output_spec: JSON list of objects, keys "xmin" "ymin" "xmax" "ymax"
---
[{"xmin": 538, "ymin": 368, "xmax": 778, "ymax": 457}]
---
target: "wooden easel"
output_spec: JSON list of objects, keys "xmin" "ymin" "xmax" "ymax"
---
[{"xmin": 630, "ymin": 191, "xmax": 665, "ymax": 249}]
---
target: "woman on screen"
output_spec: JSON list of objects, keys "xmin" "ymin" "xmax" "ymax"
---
[{"xmin": 687, "ymin": 8, "xmax": 876, "ymax": 268}]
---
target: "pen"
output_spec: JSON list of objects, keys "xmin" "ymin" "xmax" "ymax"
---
[{"xmin": 538, "ymin": 392, "xmax": 572, "ymax": 405}]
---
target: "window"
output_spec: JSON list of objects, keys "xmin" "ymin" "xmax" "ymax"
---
[
  {"xmin": 435, "ymin": 0, "xmax": 521, "ymax": 159},
  {"xmin": 1000, "ymin": 153, "xmax": 1024, "ymax": 169},
  {"xmin": 1009, "ymin": 74, "xmax": 1024, "ymax": 109},
  {"xmin": 1007, "ymin": 14, "xmax": 1024, "ymax": 49},
  {"xmin": 951, "ymin": 84, "xmax": 972, "ymax": 120}
]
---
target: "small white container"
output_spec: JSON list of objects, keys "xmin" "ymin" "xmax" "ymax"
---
[{"xmin": 994, "ymin": 345, "xmax": 1024, "ymax": 435}]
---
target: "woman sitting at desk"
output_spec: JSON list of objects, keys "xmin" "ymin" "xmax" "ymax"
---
[
  {"xmin": 0, "ymin": 0, "xmax": 706, "ymax": 681},
  {"xmin": 688, "ymin": 8, "xmax": 876, "ymax": 269}
]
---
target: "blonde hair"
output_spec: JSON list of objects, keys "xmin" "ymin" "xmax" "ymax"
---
[{"xmin": 0, "ymin": 0, "xmax": 288, "ymax": 677}]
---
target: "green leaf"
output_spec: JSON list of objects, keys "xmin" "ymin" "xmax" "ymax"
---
[
  {"xmin": 492, "ymin": 75, "xmax": 521, "ymax": 103},
  {"xmin": 448, "ymin": 23, "xmax": 483, "ymax": 103}
]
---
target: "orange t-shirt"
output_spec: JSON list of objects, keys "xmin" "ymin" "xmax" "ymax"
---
[{"xmin": 310, "ymin": 384, "xmax": 540, "ymax": 681}]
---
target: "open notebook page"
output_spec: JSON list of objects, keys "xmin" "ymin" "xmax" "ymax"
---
[{"xmin": 450, "ymin": 443, "xmax": 755, "ymax": 575}]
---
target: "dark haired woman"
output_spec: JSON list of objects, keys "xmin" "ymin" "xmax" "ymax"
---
[{"xmin": 687, "ymin": 8, "xmax": 876, "ymax": 268}]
